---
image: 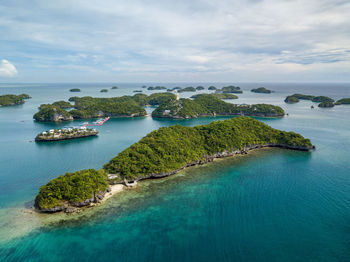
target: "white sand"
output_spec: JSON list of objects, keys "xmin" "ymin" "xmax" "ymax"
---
[{"xmin": 102, "ymin": 184, "xmax": 126, "ymax": 202}]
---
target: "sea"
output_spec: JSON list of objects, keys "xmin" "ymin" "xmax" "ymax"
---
[{"xmin": 0, "ymin": 82, "xmax": 350, "ymax": 261}]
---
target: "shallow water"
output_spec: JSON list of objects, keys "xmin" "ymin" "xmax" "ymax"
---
[{"xmin": 0, "ymin": 83, "xmax": 350, "ymax": 261}]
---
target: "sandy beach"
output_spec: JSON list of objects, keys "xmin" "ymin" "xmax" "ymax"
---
[{"xmin": 102, "ymin": 184, "xmax": 126, "ymax": 202}]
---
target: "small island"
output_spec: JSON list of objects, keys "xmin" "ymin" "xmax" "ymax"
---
[
  {"xmin": 178, "ymin": 86, "xmax": 196, "ymax": 93},
  {"xmin": 111, "ymin": 86, "xmax": 118, "ymax": 89},
  {"xmin": 218, "ymin": 85, "xmax": 243, "ymax": 94},
  {"xmin": 100, "ymin": 89, "xmax": 108, "ymax": 93},
  {"xmin": 69, "ymin": 88, "xmax": 81, "ymax": 92},
  {"xmin": 147, "ymin": 86, "xmax": 167, "ymax": 90},
  {"xmin": 167, "ymin": 87, "xmax": 183, "ymax": 92},
  {"xmin": 196, "ymin": 86, "xmax": 205, "ymax": 90},
  {"xmin": 318, "ymin": 101, "xmax": 334, "ymax": 108},
  {"xmin": 251, "ymin": 87, "xmax": 273, "ymax": 93},
  {"xmin": 133, "ymin": 90, "xmax": 143, "ymax": 92},
  {"xmin": 0, "ymin": 93, "xmax": 31, "ymax": 107},
  {"xmin": 335, "ymin": 98, "xmax": 350, "ymax": 105},
  {"xmin": 34, "ymin": 117, "xmax": 314, "ymax": 213},
  {"xmin": 312, "ymin": 96, "xmax": 334, "ymax": 103},
  {"xmin": 284, "ymin": 94, "xmax": 334, "ymax": 104},
  {"xmin": 152, "ymin": 94, "xmax": 284, "ymax": 119},
  {"xmin": 35, "ymin": 127, "xmax": 98, "ymax": 142},
  {"xmin": 208, "ymin": 86, "xmax": 217, "ymax": 90}
]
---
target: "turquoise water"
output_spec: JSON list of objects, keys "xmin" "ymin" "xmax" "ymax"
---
[{"xmin": 0, "ymin": 83, "xmax": 350, "ymax": 261}]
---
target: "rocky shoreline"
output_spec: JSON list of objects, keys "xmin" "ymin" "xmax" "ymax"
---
[
  {"xmin": 129, "ymin": 143, "xmax": 314, "ymax": 181},
  {"xmin": 35, "ymin": 143, "xmax": 314, "ymax": 213}
]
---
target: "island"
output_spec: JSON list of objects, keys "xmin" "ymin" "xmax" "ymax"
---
[
  {"xmin": 152, "ymin": 94, "xmax": 284, "ymax": 119},
  {"xmin": 111, "ymin": 86, "xmax": 118, "ymax": 89},
  {"xmin": 34, "ymin": 117, "xmax": 314, "ymax": 213},
  {"xmin": 178, "ymin": 86, "xmax": 196, "ymax": 93},
  {"xmin": 0, "ymin": 93, "xmax": 31, "ymax": 107},
  {"xmin": 284, "ymin": 94, "xmax": 334, "ymax": 104},
  {"xmin": 33, "ymin": 93, "xmax": 176, "ymax": 122},
  {"xmin": 147, "ymin": 86, "xmax": 167, "ymax": 90},
  {"xmin": 251, "ymin": 87, "xmax": 273, "ymax": 93},
  {"xmin": 318, "ymin": 101, "xmax": 334, "ymax": 108},
  {"xmin": 69, "ymin": 88, "xmax": 81, "ymax": 92},
  {"xmin": 190, "ymin": 93, "xmax": 238, "ymax": 100},
  {"xmin": 196, "ymin": 86, "xmax": 205, "ymax": 90},
  {"xmin": 208, "ymin": 86, "xmax": 217, "ymax": 90},
  {"xmin": 133, "ymin": 90, "xmax": 143, "ymax": 92},
  {"xmin": 100, "ymin": 89, "xmax": 108, "ymax": 93},
  {"xmin": 39, "ymin": 101, "xmax": 73, "ymax": 110},
  {"xmin": 34, "ymin": 105, "xmax": 74, "ymax": 121},
  {"xmin": 335, "ymin": 98, "xmax": 350, "ymax": 105},
  {"xmin": 167, "ymin": 87, "xmax": 182, "ymax": 92},
  {"xmin": 218, "ymin": 85, "xmax": 243, "ymax": 94},
  {"xmin": 35, "ymin": 127, "xmax": 98, "ymax": 142}
]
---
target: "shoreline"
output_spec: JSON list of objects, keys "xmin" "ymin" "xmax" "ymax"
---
[
  {"xmin": 128, "ymin": 143, "xmax": 314, "ymax": 182},
  {"xmin": 36, "ymin": 144, "xmax": 313, "ymax": 214}
]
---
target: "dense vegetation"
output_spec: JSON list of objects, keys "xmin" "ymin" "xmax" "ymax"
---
[
  {"xmin": 335, "ymin": 98, "xmax": 350, "ymax": 105},
  {"xmin": 39, "ymin": 101, "xmax": 73, "ymax": 110},
  {"xmin": 104, "ymin": 117, "xmax": 313, "ymax": 179},
  {"xmin": 0, "ymin": 94, "xmax": 31, "ymax": 107},
  {"xmin": 36, "ymin": 117, "xmax": 313, "ymax": 211},
  {"xmin": 251, "ymin": 87, "xmax": 272, "ymax": 93},
  {"xmin": 178, "ymin": 86, "xmax": 196, "ymax": 92},
  {"xmin": 147, "ymin": 92, "xmax": 176, "ymax": 105},
  {"xmin": 35, "ymin": 169, "xmax": 108, "ymax": 210},
  {"xmin": 284, "ymin": 94, "xmax": 334, "ymax": 104},
  {"xmin": 33, "ymin": 93, "xmax": 177, "ymax": 121},
  {"xmin": 70, "ymin": 88, "xmax": 81, "ymax": 92},
  {"xmin": 152, "ymin": 94, "xmax": 284, "ymax": 118},
  {"xmin": 318, "ymin": 101, "xmax": 334, "ymax": 108},
  {"xmin": 34, "ymin": 105, "xmax": 73, "ymax": 121},
  {"xmin": 190, "ymin": 93, "xmax": 238, "ymax": 100},
  {"xmin": 284, "ymin": 96, "xmax": 300, "ymax": 103},
  {"xmin": 69, "ymin": 96, "xmax": 146, "ymax": 119},
  {"xmin": 218, "ymin": 85, "xmax": 243, "ymax": 94},
  {"xmin": 147, "ymin": 86, "xmax": 167, "ymax": 90},
  {"xmin": 312, "ymin": 96, "xmax": 334, "ymax": 103},
  {"xmin": 167, "ymin": 87, "xmax": 182, "ymax": 92}
]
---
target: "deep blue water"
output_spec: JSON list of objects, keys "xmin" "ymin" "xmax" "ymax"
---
[{"xmin": 0, "ymin": 83, "xmax": 350, "ymax": 261}]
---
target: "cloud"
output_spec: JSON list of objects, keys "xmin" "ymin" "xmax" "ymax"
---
[
  {"xmin": 0, "ymin": 0, "xmax": 349, "ymax": 82},
  {"xmin": 0, "ymin": 60, "xmax": 18, "ymax": 77}
]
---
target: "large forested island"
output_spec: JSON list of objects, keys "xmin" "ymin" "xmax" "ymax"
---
[
  {"xmin": 35, "ymin": 117, "xmax": 314, "ymax": 212},
  {"xmin": 0, "ymin": 94, "xmax": 31, "ymax": 107},
  {"xmin": 251, "ymin": 87, "xmax": 273, "ymax": 93},
  {"xmin": 191, "ymin": 93, "xmax": 238, "ymax": 100},
  {"xmin": 33, "ymin": 93, "xmax": 175, "ymax": 121},
  {"xmin": 152, "ymin": 94, "xmax": 284, "ymax": 119}
]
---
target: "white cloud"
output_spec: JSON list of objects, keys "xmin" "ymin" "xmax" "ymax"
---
[
  {"xmin": 0, "ymin": 0, "xmax": 350, "ymax": 81},
  {"xmin": 0, "ymin": 60, "xmax": 18, "ymax": 77}
]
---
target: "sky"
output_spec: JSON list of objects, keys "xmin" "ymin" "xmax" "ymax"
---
[{"xmin": 0, "ymin": 0, "xmax": 349, "ymax": 83}]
